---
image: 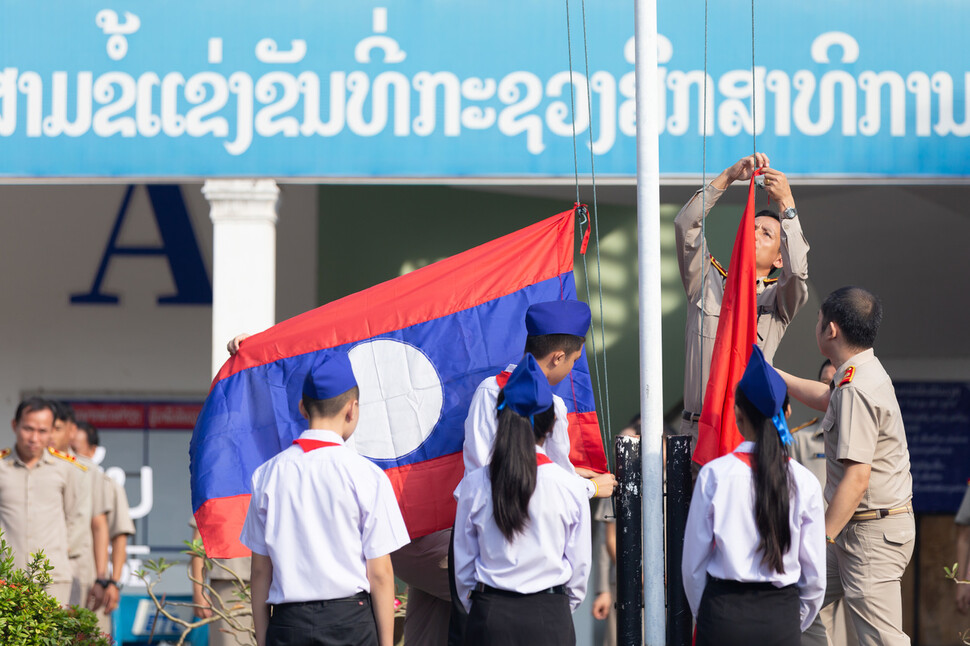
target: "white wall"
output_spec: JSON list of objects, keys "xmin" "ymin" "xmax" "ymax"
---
[{"xmin": 0, "ymin": 182, "xmax": 317, "ymax": 424}]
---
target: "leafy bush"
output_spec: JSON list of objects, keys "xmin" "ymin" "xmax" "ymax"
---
[{"xmin": 0, "ymin": 534, "xmax": 111, "ymax": 645}]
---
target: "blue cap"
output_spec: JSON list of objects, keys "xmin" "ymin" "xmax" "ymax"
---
[
  {"xmin": 525, "ymin": 300, "xmax": 592, "ymax": 337},
  {"xmin": 302, "ymin": 352, "xmax": 358, "ymax": 400},
  {"xmin": 500, "ymin": 354, "xmax": 553, "ymax": 418},
  {"xmin": 738, "ymin": 345, "xmax": 793, "ymax": 445}
]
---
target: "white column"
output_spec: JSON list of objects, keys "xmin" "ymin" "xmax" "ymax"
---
[{"xmin": 203, "ymin": 179, "xmax": 280, "ymax": 379}]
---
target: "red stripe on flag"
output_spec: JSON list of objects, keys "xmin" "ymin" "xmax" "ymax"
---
[
  {"xmin": 197, "ymin": 454, "xmax": 466, "ymax": 556},
  {"xmin": 694, "ymin": 173, "xmax": 760, "ymax": 466},
  {"xmin": 567, "ymin": 411, "xmax": 608, "ymax": 474},
  {"xmin": 213, "ymin": 210, "xmax": 576, "ymax": 390},
  {"xmin": 195, "ymin": 495, "xmax": 252, "ymax": 559},
  {"xmin": 384, "ymin": 452, "xmax": 465, "ymax": 539}
]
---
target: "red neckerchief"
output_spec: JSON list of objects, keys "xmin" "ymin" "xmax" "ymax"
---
[
  {"xmin": 293, "ymin": 439, "xmax": 342, "ymax": 453},
  {"xmin": 731, "ymin": 449, "xmax": 790, "ymax": 468}
]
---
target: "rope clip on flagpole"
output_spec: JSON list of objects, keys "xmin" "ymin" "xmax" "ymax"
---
[{"xmin": 575, "ymin": 202, "xmax": 591, "ymax": 255}]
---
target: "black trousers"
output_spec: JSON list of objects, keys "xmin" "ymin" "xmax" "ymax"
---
[
  {"xmin": 267, "ymin": 592, "xmax": 378, "ymax": 646},
  {"xmin": 463, "ymin": 588, "xmax": 575, "ymax": 646},
  {"xmin": 447, "ymin": 524, "xmax": 468, "ymax": 646},
  {"xmin": 696, "ymin": 577, "xmax": 800, "ymax": 646}
]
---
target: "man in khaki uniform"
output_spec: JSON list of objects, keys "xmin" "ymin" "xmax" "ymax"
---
[
  {"xmin": 0, "ymin": 398, "xmax": 85, "ymax": 605},
  {"xmin": 782, "ymin": 287, "xmax": 915, "ymax": 646},
  {"xmin": 50, "ymin": 403, "xmax": 109, "ymax": 610},
  {"xmin": 72, "ymin": 420, "xmax": 134, "ymax": 634},
  {"xmin": 95, "ymin": 473, "xmax": 135, "ymax": 635},
  {"xmin": 789, "ymin": 361, "xmax": 859, "ymax": 646},
  {"xmin": 789, "ymin": 361, "xmax": 836, "ymax": 486},
  {"xmin": 675, "ymin": 152, "xmax": 809, "ymax": 452}
]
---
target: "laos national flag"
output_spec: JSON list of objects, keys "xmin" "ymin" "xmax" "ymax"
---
[{"xmin": 191, "ymin": 208, "xmax": 608, "ymax": 558}]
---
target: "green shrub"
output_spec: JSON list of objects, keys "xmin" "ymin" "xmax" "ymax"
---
[{"xmin": 0, "ymin": 534, "xmax": 111, "ymax": 646}]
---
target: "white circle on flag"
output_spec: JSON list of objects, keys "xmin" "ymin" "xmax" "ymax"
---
[{"xmin": 346, "ymin": 338, "xmax": 444, "ymax": 460}]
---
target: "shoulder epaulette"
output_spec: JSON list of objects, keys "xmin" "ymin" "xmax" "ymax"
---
[
  {"xmin": 710, "ymin": 256, "xmax": 727, "ymax": 279},
  {"xmin": 0, "ymin": 448, "xmax": 10, "ymax": 459},
  {"xmin": 47, "ymin": 447, "xmax": 87, "ymax": 471},
  {"xmin": 790, "ymin": 418, "xmax": 819, "ymax": 433},
  {"xmin": 763, "ymin": 276, "xmax": 779, "ymax": 285},
  {"xmin": 838, "ymin": 366, "xmax": 856, "ymax": 388}
]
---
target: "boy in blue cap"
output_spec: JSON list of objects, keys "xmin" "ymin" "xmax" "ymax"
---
[
  {"xmin": 240, "ymin": 352, "xmax": 411, "ymax": 646},
  {"xmin": 463, "ymin": 299, "xmax": 616, "ymax": 497},
  {"xmin": 682, "ymin": 346, "xmax": 825, "ymax": 646}
]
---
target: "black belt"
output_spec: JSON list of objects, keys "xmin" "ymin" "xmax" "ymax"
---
[
  {"xmin": 706, "ymin": 574, "xmax": 796, "ymax": 592},
  {"xmin": 850, "ymin": 504, "xmax": 913, "ymax": 522},
  {"xmin": 474, "ymin": 582, "xmax": 566, "ymax": 597},
  {"xmin": 273, "ymin": 591, "xmax": 369, "ymax": 609},
  {"xmin": 682, "ymin": 410, "xmax": 701, "ymax": 422}
]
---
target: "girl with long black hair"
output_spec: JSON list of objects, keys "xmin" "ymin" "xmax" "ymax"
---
[
  {"xmin": 682, "ymin": 346, "xmax": 826, "ymax": 646},
  {"xmin": 453, "ymin": 354, "xmax": 591, "ymax": 646}
]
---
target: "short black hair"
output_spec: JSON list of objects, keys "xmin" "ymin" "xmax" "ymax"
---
[
  {"xmin": 820, "ymin": 286, "xmax": 882, "ymax": 349},
  {"xmin": 817, "ymin": 359, "xmax": 833, "ymax": 381},
  {"xmin": 755, "ymin": 209, "xmax": 780, "ymax": 223},
  {"xmin": 76, "ymin": 421, "xmax": 100, "ymax": 447},
  {"xmin": 53, "ymin": 401, "xmax": 76, "ymax": 423},
  {"xmin": 302, "ymin": 386, "xmax": 360, "ymax": 420},
  {"xmin": 524, "ymin": 334, "xmax": 585, "ymax": 360},
  {"xmin": 14, "ymin": 397, "xmax": 57, "ymax": 423}
]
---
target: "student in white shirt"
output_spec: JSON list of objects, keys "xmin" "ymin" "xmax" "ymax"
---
[
  {"xmin": 453, "ymin": 354, "xmax": 592, "ymax": 646},
  {"xmin": 240, "ymin": 351, "xmax": 411, "ymax": 646},
  {"xmin": 682, "ymin": 345, "xmax": 825, "ymax": 646},
  {"xmin": 447, "ymin": 299, "xmax": 615, "ymax": 644}
]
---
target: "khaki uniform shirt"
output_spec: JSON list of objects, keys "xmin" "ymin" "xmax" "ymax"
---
[
  {"xmin": 956, "ymin": 483, "xmax": 970, "ymax": 526},
  {"xmin": 68, "ymin": 453, "xmax": 106, "ymax": 582},
  {"xmin": 675, "ymin": 184, "xmax": 810, "ymax": 414},
  {"xmin": 789, "ymin": 418, "xmax": 827, "ymax": 490},
  {"xmin": 105, "ymin": 475, "xmax": 135, "ymax": 539},
  {"xmin": 0, "ymin": 447, "xmax": 85, "ymax": 583},
  {"xmin": 822, "ymin": 349, "xmax": 913, "ymax": 511}
]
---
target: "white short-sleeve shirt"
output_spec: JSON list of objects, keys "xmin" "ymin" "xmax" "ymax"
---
[
  {"xmin": 453, "ymin": 446, "xmax": 591, "ymax": 613},
  {"xmin": 240, "ymin": 428, "xmax": 410, "ymax": 604},
  {"xmin": 681, "ymin": 441, "xmax": 826, "ymax": 632}
]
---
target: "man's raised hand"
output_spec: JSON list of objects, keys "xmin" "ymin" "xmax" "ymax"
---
[{"xmin": 713, "ymin": 153, "xmax": 770, "ymax": 190}]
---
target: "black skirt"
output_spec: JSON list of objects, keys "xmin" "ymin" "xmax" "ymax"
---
[
  {"xmin": 463, "ymin": 587, "xmax": 575, "ymax": 646},
  {"xmin": 696, "ymin": 576, "xmax": 800, "ymax": 646}
]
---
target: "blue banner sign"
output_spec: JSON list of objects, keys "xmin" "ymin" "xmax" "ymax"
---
[
  {"xmin": 897, "ymin": 382, "xmax": 970, "ymax": 514},
  {"xmin": 1, "ymin": 1, "xmax": 969, "ymax": 178}
]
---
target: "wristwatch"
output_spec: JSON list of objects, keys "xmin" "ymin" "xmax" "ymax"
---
[
  {"xmin": 782, "ymin": 206, "xmax": 798, "ymax": 220},
  {"xmin": 95, "ymin": 578, "xmax": 120, "ymax": 589}
]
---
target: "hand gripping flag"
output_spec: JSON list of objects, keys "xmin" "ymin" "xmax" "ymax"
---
[
  {"xmin": 191, "ymin": 209, "xmax": 608, "ymax": 558},
  {"xmin": 693, "ymin": 172, "xmax": 761, "ymax": 466}
]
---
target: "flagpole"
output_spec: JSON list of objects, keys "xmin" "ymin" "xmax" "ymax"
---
[{"xmin": 633, "ymin": 0, "xmax": 665, "ymax": 643}]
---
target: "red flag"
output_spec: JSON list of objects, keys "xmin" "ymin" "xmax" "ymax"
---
[{"xmin": 693, "ymin": 173, "xmax": 761, "ymax": 466}]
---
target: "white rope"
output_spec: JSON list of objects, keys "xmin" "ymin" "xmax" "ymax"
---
[
  {"xmin": 699, "ymin": 0, "xmax": 709, "ymax": 413},
  {"xmin": 564, "ymin": 0, "xmax": 612, "ymax": 470}
]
